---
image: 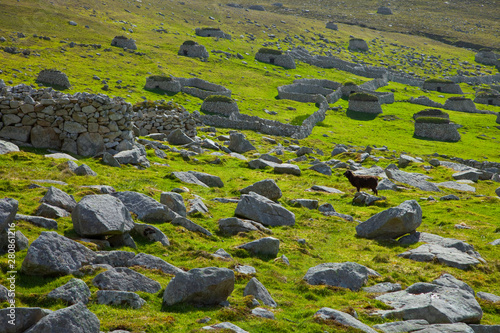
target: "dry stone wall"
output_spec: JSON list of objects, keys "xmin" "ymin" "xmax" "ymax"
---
[
  {"xmin": 0, "ymin": 84, "xmax": 134, "ymax": 156},
  {"xmin": 145, "ymin": 76, "xmax": 231, "ymax": 99},
  {"xmin": 414, "ymin": 123, "xmax": 461, "ymax": 142},
  {"xmin": 200, "ymin": 100, "xmax": 239, "ymax": 117}
]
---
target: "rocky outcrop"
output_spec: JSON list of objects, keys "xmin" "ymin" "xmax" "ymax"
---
[{"xmin": 304, "ymin": 262, "xmax": 380, "ymax": 291}]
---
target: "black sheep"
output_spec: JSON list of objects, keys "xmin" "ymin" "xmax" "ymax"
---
[{"xmin": 343, "ymin": 170, "xmax": 379, "ymax": 195}]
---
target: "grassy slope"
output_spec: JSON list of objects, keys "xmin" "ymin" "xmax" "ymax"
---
[{"xmin": 0, "ymin": 0, "xmax": 500, "ymax": 332}]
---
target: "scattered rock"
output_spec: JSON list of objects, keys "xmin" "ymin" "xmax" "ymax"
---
[
  {"xmin": 237, "ymin": 237, "xmax": 280, "ymax": 257},
  {"xmin": 93, "ymin": 267, "xmax": 161, "ymax": 293},
  {"xmin": 218, "ymin": 217, "xmax": 271, "ymax": 235},
  {"xmin": 315, "ymin": 307, "xmax": 377, "ymax": 333},
  {"xmin": 235, "ymin": 192, "xmax": 295, "ymax": 227},
  {"xmin": 97, "ymin": 290, "xmax": 146, "ymax": 309},
  {"xmin": 240, "ymin": 179, "xmax": 282, "ymax": 201},
  {"xmin": 172, "ymin": 216, "xmax": 212, "ymax": 236},
  {"xmin": 47, "ymin": 278, "xmax": 91, "ymax": 304},
  {"xmin": 128, "ymin": 252, "xmax": 183, "ymax": 275},
  {"xmin": 363, "ymin": 282, "xmax": 402, "ymax": 293},
  {"xmin": 160, "ymin": 192, "xmax": 186, "ymax": 217},
  {"xmin": 39, "ymin": 186, "xmax": 76, "ymax": 212},
  {"xmin": 304, "ymin": 262, "xmax": 380, "ymax": 291},
  {"xmin": 243, "ymin": 277, "xmax": 277, "ymax": 307},
  {"xmin": 228, "ymin": 132, "xmax": 256, "ymax": 153}
]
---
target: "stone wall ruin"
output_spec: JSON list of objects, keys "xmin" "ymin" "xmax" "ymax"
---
[
  {"xmin": 145, "ymin": 76, "xmax": 231, "ymax": 100},
  {"xmin": 195, "ymin": 28, "xmax": 231, "ymax": 40},
  {"xmin": 255, "ymin": 51, "xmax": 296, "ymax": 69}
]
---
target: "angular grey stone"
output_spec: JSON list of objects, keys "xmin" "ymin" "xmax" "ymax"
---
[
  {"xmin": 235, "ymin": 192, "xmax": 295, "ymax": 227},
  {"xmin": 252, "ymin": 307, "xmax": 275, "ymax": 319},
  {"xmin": 188, "ymin": 197, "xmax": 209, "ymax": 215},
  {"xmin": 160, "ymin": 192, "xmax": 186, "ymax": 217},
  {"xmin": 453, "ymin": 170, "xmax": 481, "ymax": 182},
  {"xmin": 93, "ymin": 267, "xmax": 161, "ymax": 293},
  {"xmin": 356, "ymin": 200, "xmax": 422, "ymax": 239},
  {"xmin": 0, "ymin": 284, "xmax": 8, "ymax": 302},
  {"xmin": 128, "ymin": 252, "xmax": 183, "ymax": 275},
  {"xmin": 114, "ymin": 147, "xmax": 149, "ymax": 167},
  {"xmin": 331, "ymin": 146, "xmax": 348, "ymax": 156},
  {"xmin": 373, "ymin": 319, "xmax": 429, "ymax": 333},
  {"xmin": 74, "ymin": 164, "xmax": 97, "ymax": 176},
  {"xmin": 171, "ymin": 171, "xmax": 208, "ymax": 187},
  {"xmin": 398, "ymin": 244, "xmax": 481, "ymax": 270},
  {"xmin": 188, "ymin": 171, "xmax": 224, "ymax": 188},
  {"xmin": 296, "ymin": 146, "xmax": 314, "ymax": 156},
  {"xmin": 240, "ymin": 179, "xmax": 282, "ymax": 201},
  {"xmin": 469, "ymin": 324, "xmax": 500, "ymax": 333},
  {"xmin": 47, "ymin": 278, "xmax": 91, "ymax": 304},
  {"xmin": 243, "ymin": 277, "xmax": 277, "ymax": 307},
  {"xmin": 202, "ymin": 322, "xmax": 248, "ymax": 332},
  {"xmin": 81, "ymin": 185, "xmax": 116, "ymax": 194},
  {"xmin": 432, "ymin": 273, "xmax": 475, "ymax": 296},
  {"xmin": 237, "ymin": 237, "xmax": 280, "ymax": 257},
  {"xmin": 0, "ymin": 139, "xmax": 19, "ymax": 155},
  {"xmin": 477, "ymin": 291, "xmax": 500, "ymax": 303},
  {"xmin": 289, "ymin": 199, "xmax": 319, "ymax": 210},
  {"xmin": 107, "ymin": 233, "xmax": 137, "ymax": 249},
  {"xmin": 353, "ymin": 192, "xmax": 385, "ymax": 206},
  {"xmin": 309, "ymin": 162, "xmax": 332, "ymax": 176},
  {"xmin": 414, "ymin": 323, "xmax": 475, "ymax": 333},
  {"xmin": 102, "ymin": 151, "xmax": 121, "ymax": 167},
  {"xmin": 228, "ymin": 132, "xmax": 256, "ymax": 153},
  {"xmin": 0, "ymin": 125, "xmax": 31, "ymax": 142},
  {"xmin": 39, "ymin": 186, "xmax": 76, "ymax": 212},
  {"xmin": 167, "ymin": 129, "xmax": 194, "ymax": 145},
  {"xmin": 172, "ymin": 216, "xmax": 212, "ymax": 236},
  {"xmin": 310, "ymin": 185, "xmax": 344, "ymax": 193},
  {"xmin": 0, "ymin": 307, "xmax": 52, "ymax": 333},
  {"xmin": 112, "ymin": 191, "xmax": 177, "ymax": 223},
  {"xmin": 0, "ymin": 198, "xmax": 18, "ymax": 231},
  {"xmin": 398, "ymin": 154, "xmax": 422, "ymax": 168},
  {"xmin": 315, "ymin": 307, "xmax": 377, "ymax": 333},
  {"xmin": 97, "ymin": 290, "xmax": 146, "ymax": 309},
  {"xmin": 318, "ymin": 203, "xmax": 335, "ymax": 213},
  {"xmin": 435, "ymin": 181, "xmax": 476, "ymax": 192},
  {"xmin": 376, "ymin": 282, "xmax": 482, "ymax": 324},
  {"xmin": 92, "ymin": 250, "xmax": 136, "ymax": 267},
  {"xmin": 24, "ymin": 302, "xmax": 100, "ymax": 333},
  {"xmin": 259, "ymin": 154, "xmax": 282, "ymax": 164},
  {"xmin": 363, "ymin": 282, "xmax": 402, "ymax": 293},
  {"xmin": 72, "ymin": 194, "xmax": 134, "ymax": 237},
  {"xmin": 0, "ymin": 230, "xmax": 28, "ymax": 252},
  {"xmin": 495, "ymin": 187, "xmax": 500, "ymax": 197},
  {"xmin": 274, "ymin": 163, "xmax": 301, "ymax": 176},
  {"xmin": 132, "ymin": 223, "xmax": 170, "ymax": 246},
  {"xmin": 35, "ymin": 203, "xmax": 70, "ymax": 219},
  {"xmin": 386, "ymin": 168, "xmax": 441, "ymax": 192},
  {"xmin": 218, "ymin": 217, "xmax": 271, "ymax": 235},
  {"xmin": 235, "ymin": 265, "xmax": 256, "ymax": 275},
  {"xmin": 21, "ymin": 232, "xmax": 96, "ymax": 276},
  {"xmin": 248, "ymin": 158, "xmax": 278, "ymax": 169},
  {"xmin": 440, "ymin": 194, "xmax": 460, "ymax": 201},
  {"xmin": 304, "ymin": 262, "xmax": 380, "ymax": 291},
  {"xmin": 163, "ymin": 267, "xmax": 234, "ymax": 306},
  {"xmin": 213, "ymin": 248, "xmax": 232, "ymax": 260}
]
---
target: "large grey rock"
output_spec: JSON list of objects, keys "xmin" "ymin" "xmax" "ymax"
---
[
  {"xmin": 240, "ymin": 179, "xmax": 282, "ymax": 201},
  {"xmin": 237, "ymin": 237, "xmax": 280, "ymax": 257},
  {"xmin": 248, "ymin": 158, "xmax": 279, "ymax": 169},
  {"xmin": 228, "ymin": 132, "xmax": 256, "ymax": 153},
  {"xmin": 47, "ymin": 278, "xmax": 91, "ymax": 304},
  {"xmin": 15, "ymin": 214, "xmax": 58, "ymax": 229},
  {"xmin": 308, "ymin": 162, "xmax": 332, "ymax": 176},
  {"xmin": 76, "ymin": 132, "xmax": 104, "ymax": 157},
  {"xmin": 331, "ymin": 146, "xmax": 348, "ymax": 156},
  {"xmin": 128, "ymin": 252, "xmax": 183, "ymax": 275},
  {"xmin": 453, "ymin": 170, "xmax": 482, "ymax": 182},
  {"xmin": 274, "ymin": 163, "xmax": 301, "ymax": 176},
  {"xmin": 353, "ymin": 192, "xmax": 385, "ymax": 206},
  {"xmin": 377, "ymin": 178, "xmax": 398, "ymax": 191},
  {"xmin": 315, "ymin": 307, "xmax": 377, "ymax": 333},
  {"xmin": 72, "ymin": 194, "xmax": 135, "ymax": 237},
  {"xmin": 376, "ymin": 282, "xmax": 482, "ymax": 324},
  {"xmin": 289, "ymin": 199, "xmax": 319, "ymax": 210},
  {"xmin": 163, "ymin": 267, "xmax": 234, "ymax": 306},
  {"xmin": 21, "ymin": 231, "xmax": 96, "ymax": 276},
  {"xmin": 218, "ymin": 217, "xmax": 271, "ymax": 235},
  {"xmin": 97, "ymin": 290, "xmax": 146, "ymax": 309},
  {"xmin": 435, "ymin": 181, "xmax": 476, "ymax": 192},
  {"xmin": 112, "ymin": 191, "xmax": 177, "ymax": 223},
  {"xmin": 432, "ymin": 273, "xmax": 475, "ymax": 296},
  {"xmin": 160, "ymin": 192, "xmax": 186, "ymax": 217},
  {"xmin": 188, "ymin": 197, "xmax": 209, "ymax": 215},
  {"xmin": 0, "ymin": 140, "xmax": 19, "ymax": 155},
  {"xmin": 0, "ymin": 229, "xmax": 28, "ymax": 252},
  {"xmin": 235, "ymin": 265, "xmax": 256, "ymax": 275},
  {"xmin": 171, "ymin": 171, "xmax": 208, "ymax": 187},
  {"xmin": 74, "ymin": 164, "xmax": 97, "ymax": 176},
  {"xmin": 310, "ymin": 185, "xmax": 344, "ymax": 193},
  {"xmin": 172, "ymin": 216, "xmax": 212, "ymax": 236},
  {"xmin": 386, "ymin": 168, "xmax": 441, "ymax": 192},
  {"xmin": 167, "ymin": 129, "xmax": 194, "ymax": 145},
  {"xmin": 373, "ymin": 319, "xmax": 429, "ymax": 333},
  {"xmin": 243, "ymin": 277, "xmax": 277, "ymax": 307},
  {"xmin": 477, "ymin": 292, "xmax": 500, "ymax": 303},
  {"xmin": 39, "ymin": 186, "xmax": 76, "ymax": 212},
  {"xmin": 0, "ymin": 198, "xmax": 18, "ymax": 231},
  {"xmin": 113, "ymin": 147, "xmax": 149, "ymax": 167},
  {"xmin": 23, "ymin": 302, "xmax": 100, "ymax": 333},
  {"xmin": 107, "ymin": 233, "xmax": 137, "ymax": 249},
  {"xmin": 398, "ymin": 244, "xmax": 481, "ymax": 270},
  {"xmin": 0, "ymin": 307, "xmax": 51, "ymax": 333},
  {"xmin": 93, "ymin": 267, "xmax": 161, "ymax": 293},
  {"xmin": 363, "ymin": 282, "xmax": 402, "ymax": 293},
  {"xmin": 188, "ymin": 171, "xmax": 224, "ymax": 188},
  {"xmin": 235, "ymin": 192, "xmax": 295, "ymax": 227},
  {"xmin": 202, "ymin": 322, "xmax": 248, "ymax": 332},
  {"xmin": 304, "ymin": 262, "xmax": 380, "ymax": 291},
  {"xmin": 92, "ymin": 250, "xmax": 135, "ymax": 267},
  {"xmin": 469, "ymin": 324, "xmax": 500, "ymax": 333},
  {"xmin": 102, "ymin": 151, "xmax": 121, "ymax": 167},
  {"xmin": 132, "ymin": 223, "xmax": 170, "ymax": 246},
  {"xmin": 356, "ymin": 200, "xmax": 422, "ymax": 239},
  {"xmin": 35, "ymin": 203, "xmax": 70, "ymax": 219}
]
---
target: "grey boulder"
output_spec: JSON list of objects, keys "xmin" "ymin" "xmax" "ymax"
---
[
  {"xmin": 235, "ymin": 192, "xmax": 295, "ymax": 227},
  {"xmin": 477, "ymin": 292, "xmax": 500, "ymax": 303},
  {"xmin": 453, "ymin": 170, "xmax": 481, "ymax": 182},
  {"xmin": 160, "ymin": 192, "xmax": 186, "ymax": 217},
  {"xmin": 202, "ymin": 322, "xmax": 248, "ymax": 332},
  {"xmin": 39, "ymin": 186, "xmax": 76, "ymax": 212},
  {"xmin": 240, "ymin": 179, "xmax": 282, "ymax": 201},
  {"xmin": 363, "ymin": 282, "xmax": 402, "ymax": 293},
  {"xmin": 377, "ymin": 178, "xmax": 398, "ymax": 191},
  {"xmin": 171, "ymin": 216, "xmax": 212, "ymax": 236},
  {"xmin": 289, "ymin": 199, "xmax": 319, "ymax": 210},
  {"xmin": 251, "ymin": 307, "xmax": 275, "ymax": 319},
  {"xmin": 0, "ymin": 307, "xmax": 51, "ymax": 333},
  {"xmin": 97, "ymin": 290, "xmax": 146, "ymax": 309},
  {"xmin": 93, "ymin": 267, "xmax": 161, "ymax": 293},
  {"xmin": 74, "ymin": 164, "xmax": 97, "ymax": 176},
  {"xmin": 132, "ymin": 223, "xmax": 170, "ymax": 246},
  {"xmin": 167, "ymin": 129, "xmax": 194, "ymax": 145},
  {"xmin": 47, "ymin": 278, "xmax": 91, "ymax": 304},
  {"xmin": 15, "ymin": 214, "xmax": 58, "ymax": 230},
  {"xmin": 243, "ymin": 277, "xmax": 277, "ymax": 307},
  {"xmin": 315, "ymin": 307, "xmax": 377, "ymax": 333},
  {"xmin": 237, "ymin": 237, "xmax": 280, "ymax": 257},
  {"xmin": 0, "ymin": 139, "xmax": 19, "ymax": 155},
  {"xmin": 112, "ymin": 191, "xmax": 177, "ymax": 223},
  {"xmin": 128, "ymin": 252, "xmax": 183, "ymax": 275},
  {"xmin": 228, "ymin": 132, "xmax": 256, "ymax": 153},
  {"xmin": 274, "ymin": 163, "xmax": 301, "ymax": 176},
  {"xmin": 0, "ymin": 284, "xmax": 8, "ymax": 302},
  {"xmin": 72, "ymin": 194, "xmax": 135, "ymax": 237},
  {"xmin": 188, "ymin": 197, "xmax": 209, "ymax": 215},
  {"xmin": 171, "ymin": 171, "xmax": 223, "ymax": 188},
  {"xmin": 0, "ymin": 198, "xmax": 18, "ymax": 231},
  {"xmin": 398, "ymin": 244, "xmax": 481, "ymax": 270},
  {"xmin": 163, "ymin": 267, "xmax": 234, "ymax": 306},
  {"xmin": 353, "ymin": 192, "xmax": 385, "ymax": 206},
  {"xmin": 218, "ymin": 217, "xmax": 271, "ymax": 235},
  {"xmin": 304, "ymin": 262, "xmax": 380, "ymax": 291},
  {"xmin": 356, "ymin": 200, "xmax": 422, "ymax": 239},
  {"xmin": 36, "ymin": 203, "xmax": 70, "ymax": 219},
  {"xmin": 308, "ymin": 162, "xmax": 332, "ymax": 176},
  {"xmin": 385, "ymin": 168, "xmax": 441, "ymax": 192}
]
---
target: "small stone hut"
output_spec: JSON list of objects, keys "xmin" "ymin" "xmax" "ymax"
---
[
  {"xmin": 111, "ymin": 36, "xmax": 137, "ymax": 50},
  {"xmin": 36, "ymin": 69, "xmax": 71, "ymax": 89},
  {"xmin": 348, "ymin": 38, "xmax": 369, "ymax": 52},
  {"xmin": 348, "ymin": 93, "xmax": 382, "ymax": 114},
  {"xmin": 200, "ymin": 95, "xmax": 239, "ymax": 117},
  {"xmin": 413, "ymin": 109, "xmax": 460, "ymax": 142},
  {"xmin": 443, "ymin": 97, "xmax": 478, "ymax": 113},
  {"xmin": 144, "ymin": 76, "xmax": 181, "ymax": 93},
  {"xmin": 423, "ymin": 79, "xmax": 463, "ymax": 94},
  {"xmin": 178, "ymin": 41, "xmax": 209, "ymax": 59},
  {"xmin": 377, "ymin": 6, "xmax": 393, "ymax": 15},
  {"xmin": 195, "ymin": 28, "xmax": 231, "ymax": 40},
  {"xmin": 475, "ymin": 51, "xmax": 499, "ymax": 66},
  {"xmin": 341, "ymin": 82, "xmax": 361, "ymax": 97},
  {"xmin": 326, "ymin": 22, "xmax": 338, "ymax": 30},
  {"xmin": 255, "ymin": 48, "xmax": 295, "ymax": 69},
  {"xmin": 474, "ymin": 91, "xmax": 500, "ymax": 106}
]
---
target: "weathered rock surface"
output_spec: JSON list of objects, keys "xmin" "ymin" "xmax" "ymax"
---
[
  {"xmin": 289, "ymin": 199, "xmax": 319, "ymax": 210},
  {"xmin": 0, "ymin": 198, "xmax": 19, "ymax": 230},
  {"xmin": 235, "ymin": 192, "xmax": 295, "ymax": 227},
  {"xmin": 228, "ymin": 132, "xmax": 256, "ymax": 153},
  {"xmin": 435, "ymin": 181, "xmax": 476, "ymax": 192},
  {"xmin": 167, "ymin": 129, "xmax": 194, "ymax": 145},
  {"xmin": 310, "ymin": 185, "xmax": 344, "ymax": 193},
  {"xmin": 240, "ymin": 179, "xmax": 282, "ymax": 201},
  {"xmin": 93, "ymin": 267, "xmax": 161, "ymax": 293},
  {"xmin": 308, "ymin": 162, "xmax": 332, "ymax": 176},
  {"xmin": 237, "ymin": 237, "xmax": 280, "ymax": 257},
  {"xmin": 252, "ymin": 307, "xmax": 275, "ymax": 319},
  {"xmin": 15, "ymin": 214, "xmax": 58, "ymax": 229},
  {"xmin": 39, "ymin": 186, "xmax": 76, "ymax": 212},
  {"xmin": 47, "ymin": 278, "xmax": 91, "ymax": 304},
  {"xmin": 171, "ymin": 171, "xmax": 223, "ymax": 188},
  {"xmin": 386, "ymin": 168, "xmax": 440, "ymax": 192},
  {"xmin": 274, "ymin": 163, "xmax": 301, "ymax": 176},
  {"xmin": 304, "ymin": 262, "xmax": 380, "ymax": 291},
  {"xmin": 97, "ymin": 290, "xmax": 146, "ymax": 309},
  {"xmin": 202, "ymin": 322, "xmax": 248, "ymax": 332},
  {"xmin": 477, "ymin": 292, "xmax": 500, "ymax": 303},
  {"xmin": 353, "ymin": 192, "xmax": 385, "ymax": 206},
  {"xmin": 172, "ymin": 216, "xmax": 212, "ymax": 236},
  {"xmin": 160, "ymin": 192, "xmax": 186, "ymax": 217},
  {"xmin": 132, "ymin": 223, "xmax": 170, "ymax": 246},
  {"xmin": 163, "ymin": 267, "xmax": 234, "ymax": 306},
  {"xmin": 35, "ymin": 203, "xmax": 70, "ymax": 219},
  {"xmin": 398, "ymin": 244, "xmax": 481, "ymax": 270},
  {"xmin": 112, "ymin": 191, "xmax": 177, "ymax": 223},
  {"xmin": 363, "ymin": 282, "xmax": 402, "ymax": 294},
  {"xmin": 0, "ymin": 307, "xmax": 51, "ymax": 333},
  {"xmin": 243, "ymin": 277, "xmax": 277, "ymax": 307},
  {"xmin": 218, "ymin": 217, "xmax": 271, "ymax": 235},
  {"xmin": 128, "ymin": 252, "xmax": 183, "ymax": 275},
  {"xmin": 0, "ymin": 139, "xmax": 19, "ymax": 155},
  {"xmin": 315, "ymin": 307, "xmax": 377, "ymax": 333}
]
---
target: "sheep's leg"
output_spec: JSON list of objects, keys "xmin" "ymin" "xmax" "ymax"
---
[
  {"xmin": 356, "ymin": 186, "xmax": 360, "ymax": 192},
  {"xmin": 372, "ymin": 187, "xmax": 378, "ymax": 196}
]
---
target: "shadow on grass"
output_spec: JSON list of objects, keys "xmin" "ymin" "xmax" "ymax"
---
[
  {"xmin": 346, "ymin": 109, "xmax": 379, "ymax": 121},
  {"xmin": 161, "ymin": 301, "xmax": 220, "ymax": 313}
]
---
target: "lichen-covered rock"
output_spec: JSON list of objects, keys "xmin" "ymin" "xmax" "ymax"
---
[
  {"xmin": 237, "ymin": 237, "xmax": 280, "ymax": 257},
  {"xmin": 243, "ymin": 277, "xmax": 277, "ymax": 307},
  {"xmin": 0, "ymin": 198, "xmax": 18, "ymax": 230},
  {"xmin": 112, "ymin": 191, "xmax": 177, "ymax": 223},
  {"xmin": 349, "ymin": 38, "xmax": 369, "ymax": 51},
  {"xmin": 97, "ymin": 290, "xmax": 146, "ymax": 309},
  {"xmin": 39, "ymin": 186, "xmax": 76, "ymax": 212},
  {"xmin": 47, "ymin": 278, "xmax": 91, "ymax": 304},
  {"xmin": 111, "ymin": 36, "xmax": 137, "ymax": 50},
  {"xmin": 0, "ymin": 307, "xmax": 52, "ymax": 333}
]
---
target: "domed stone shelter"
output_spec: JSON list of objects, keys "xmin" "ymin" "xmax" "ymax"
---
[
  {"xmin": 36, "ymin": 69, "xmax": 71, "ymax": 89},
  {"xmin": 111, "ymin": 36, "xmax": 137, "ymax": 50},
  {"xmin": 413, "ymin": 109, "xmax": 461, "ymax": 142},
  {"xmin": 474, "ymin": 91, "xmax": 500, "ymax": 106},
  {"xmin": 443, "ymin": 96, "xmax": 478, "ymax": 113},
  {"xmin": 341, "ymin": 81, "xmax": 361, "ymax": 97},
  {"xmin": 423, "ymin": 78, "xmax": 463, "ymax": 94},
  {"xmin": 144, "ymin": 75, "xmax": 181, "ymax": 93},
  {"xmin": 195, "ymin": 27, "xmax": 231, "ymax": 40},
  {"xmin": 326, "ymin": 21, "xmax": 338, "ymax": 30},
  {"xmin": 348, "ymin": 92, "xmax": 382, "ymax": 114},
  {"xmin": 178, "ymin": 40, "xmax": 209, "ymax": 59},
  {"xmin": 348, "ymin": 38, "xmax": 369, "ymax": 52},
  {"xmin": 255, "ymin": 48, "xmax": 295, "ymax": 69},
  {"xmin": 200, "ymin": 95, "xmax": 239, "ymax": 117}
]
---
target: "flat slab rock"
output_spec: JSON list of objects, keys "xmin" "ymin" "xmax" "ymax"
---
[
  {"xmin": 202, "ymin": 322, "xmax": 248, "ymax": 332},
  {"xmin": 385, "ymin": 168, "xmax": 440, "ymax": 192},
  {"xmin": 434, "ymin": 181, "xmax": 476, "ymax": 192},
  {"xmin": 47, "ymin": 278, "xmax": 91, "ymax": 304},
  {"xmin": 92, "ymin": 267, "xmax": 161, "ymax": 293},
  {"xmin": 237, "ymin": 237, "xmax": 280, "ymax": 257},
  {"xmin": 363, "ymin": 282, "xmax": 402, "ymax": 293},
  {"xmin": 315, "ymin": 307, "xmax": 377, "ymax": 333},
  {"xmin": 304, "ymin": 262, "xmax": 380, "ymax": 291},
  {"xmin": 398, "ymin": 243, "xmax": 481, "ymax": 270},
  {"xmin": 310, "ymin": 185, "xmax": 344, "ymax": 193},
  {"xmin": 374, "ymin": 320, "xmax": 475, "ymax": 333},
  {"xmin": 112, "ymin": 191, "xmax": 177, "ymax": 223},
  {"xmin": 235, "ymin": 191, "xmax": 295, "ymax": 227}
]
